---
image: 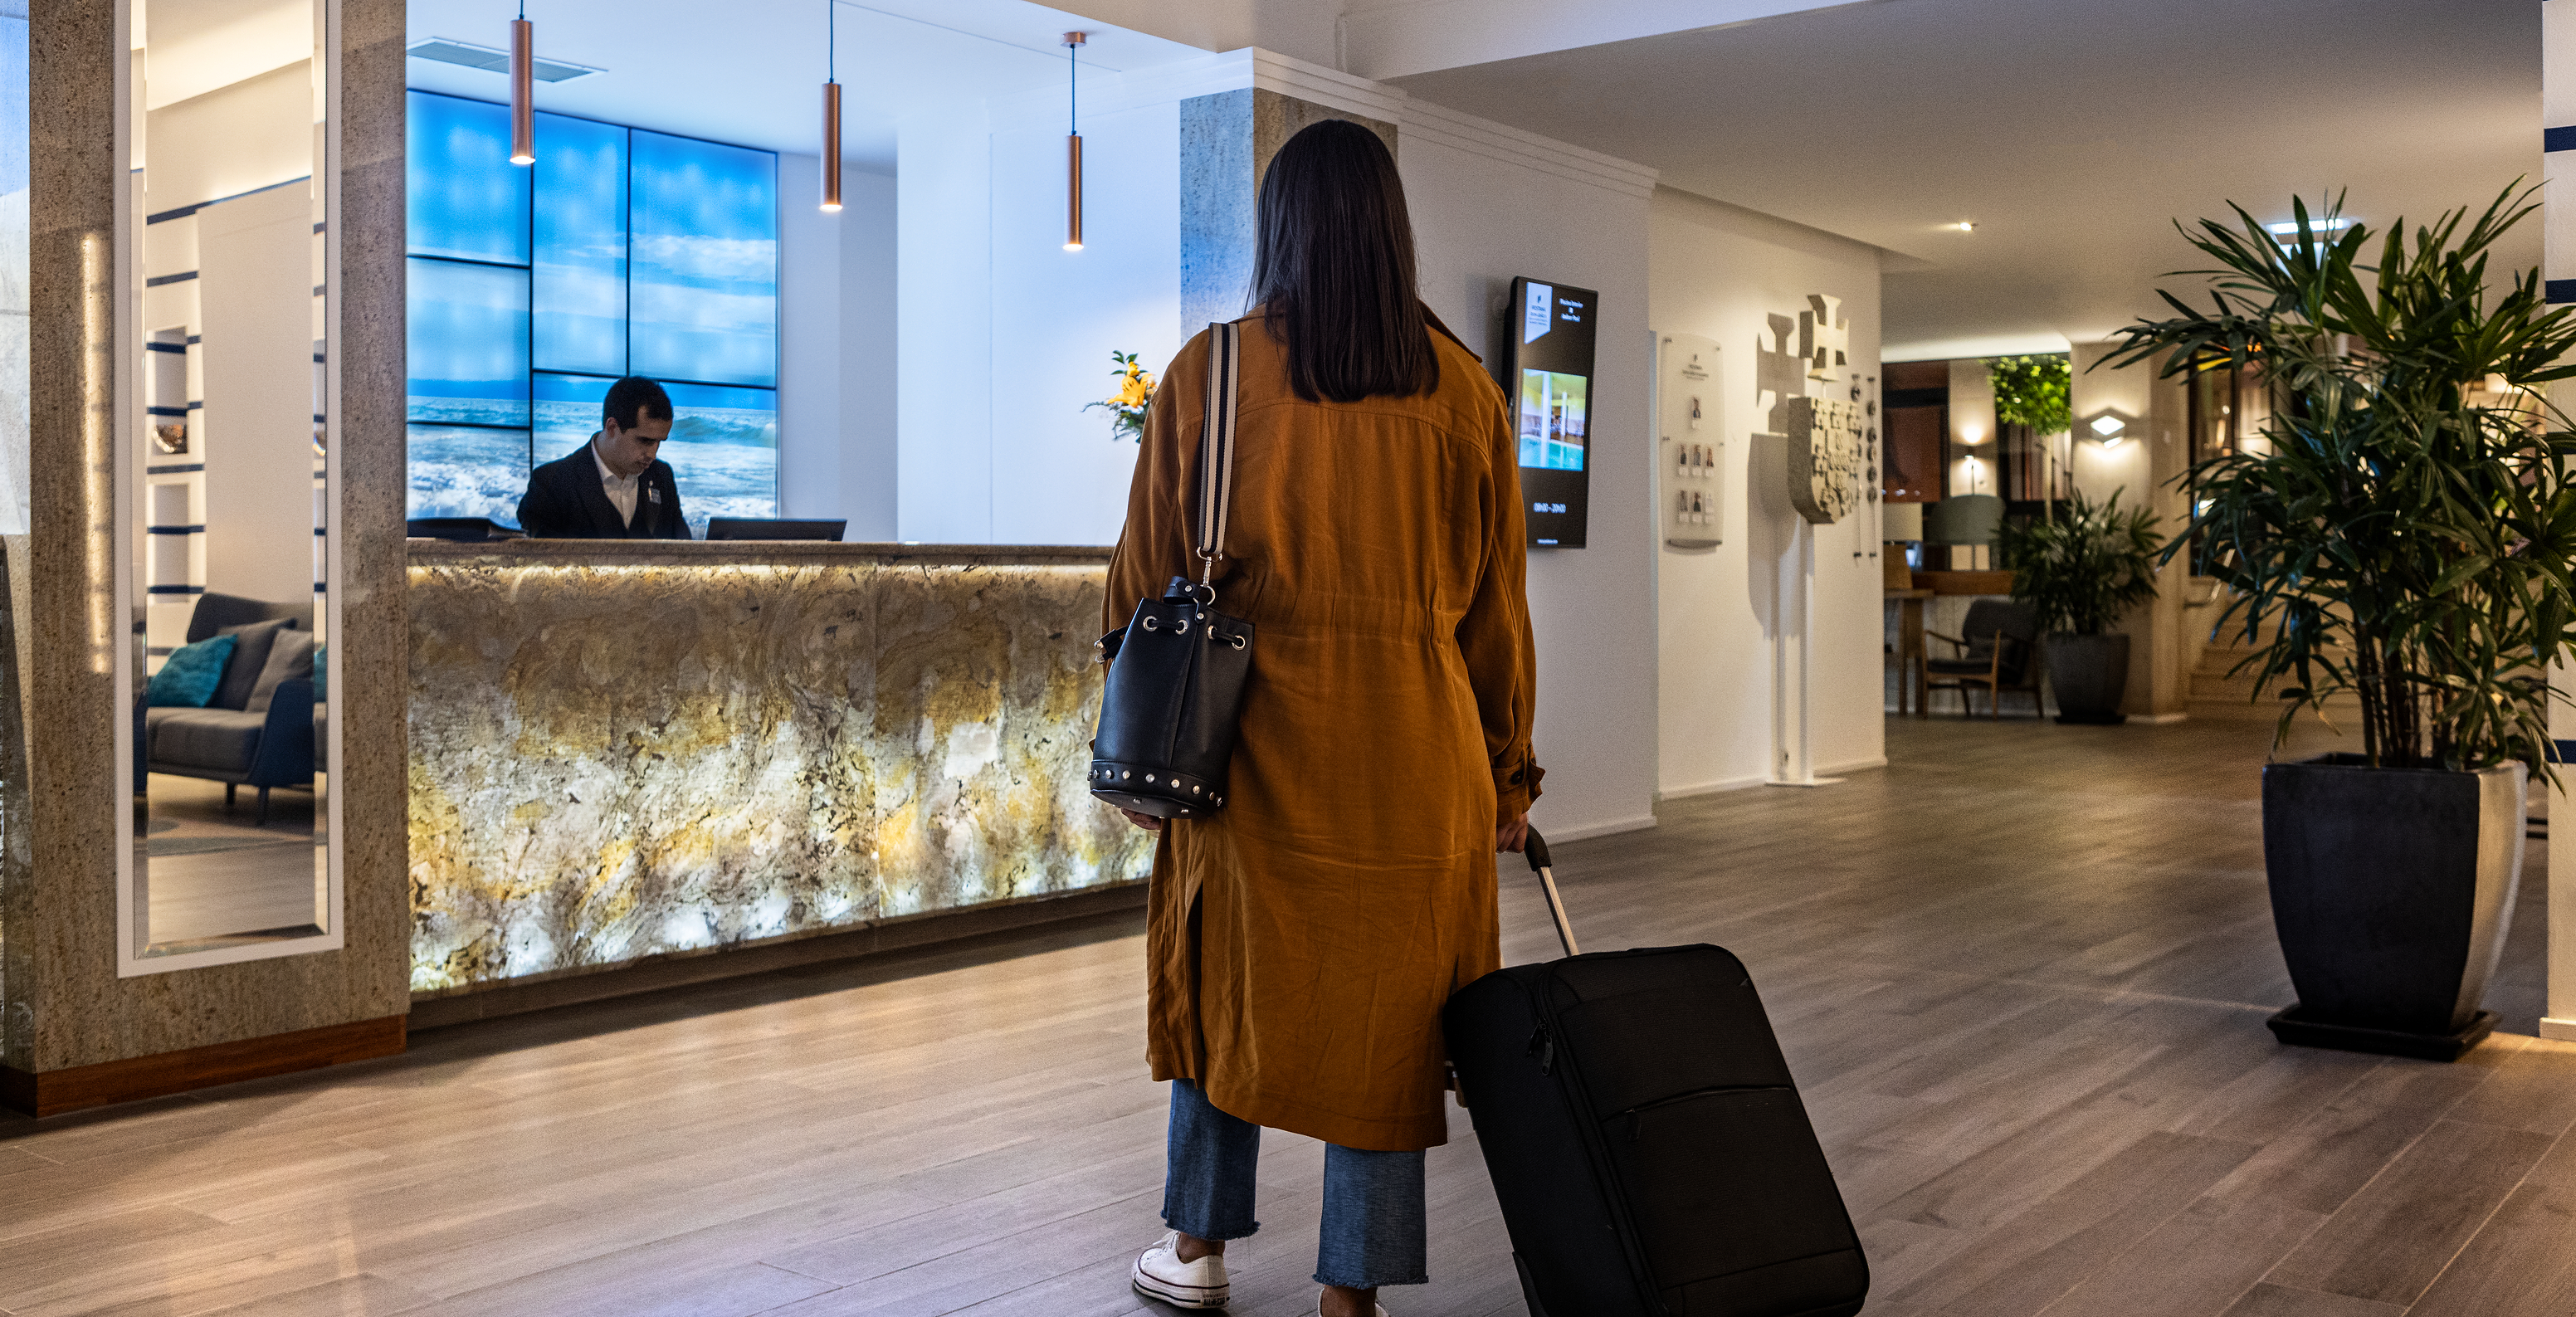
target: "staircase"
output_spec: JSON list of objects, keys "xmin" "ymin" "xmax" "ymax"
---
[{"xmin": 2185, "ymin": 579, "xmax": 2357, "ymax": 711}]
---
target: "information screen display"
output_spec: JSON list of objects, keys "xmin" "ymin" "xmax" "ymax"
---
[{"xmin": 1504, "ymin": 277, "xmax": 1598, "ymax": 548}]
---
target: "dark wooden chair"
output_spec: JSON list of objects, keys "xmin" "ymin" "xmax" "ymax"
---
[{"xmin": 1924, "ymin": 599, "xmax": 2042, "ymax": 719}]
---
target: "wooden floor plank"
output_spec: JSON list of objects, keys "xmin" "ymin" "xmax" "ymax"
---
[
  {"xmin": 3, "ymin": 715, "xmax": 2566, "ymax": 1316},
  {"xmin": 2218, "ymin": 1283, "xmax": 2404, "ymax": 1317},
  {"xmin": 2262, "ymin": 1119, "xmax": 2553, "ymax": 1305}
]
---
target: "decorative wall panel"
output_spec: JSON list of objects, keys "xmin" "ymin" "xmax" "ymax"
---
[{"xmin": 407, "ymin": 544, "xmax": 1150, "ymax": 994}]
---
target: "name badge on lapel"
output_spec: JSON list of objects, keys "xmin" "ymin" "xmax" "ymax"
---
[{"xmin": 647, "ymin": 485, "xmax": 662, "ymax": 505}]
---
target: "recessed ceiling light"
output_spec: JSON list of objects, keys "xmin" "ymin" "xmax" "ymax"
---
[
  {"xmin": 1952, "ymin": 221, "xmax": 1976, "ymax": 232},
  {"xmin": 2266, "ymin": 217, "xmax": 2355, "ymax": 236}
]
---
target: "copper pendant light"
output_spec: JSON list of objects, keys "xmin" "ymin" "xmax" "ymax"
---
[
  {"xmin": 1063, "ymin": 32, "xmax": 1085, "ymax": 251},
  {"xmin": 821, "ymin": 1, "xmax": 842, "ymax": 212},
  {"xmin": 509, "ymin": 5, "xmax": 534, "ymax": 165}
]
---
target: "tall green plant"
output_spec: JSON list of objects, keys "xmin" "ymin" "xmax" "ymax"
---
[
  {"xmin": 2103, "ymin": 186, "xmax": 2576, "ymax": 774},
  {"xmin": 1989, "ymin": 354, "xmax": 2071, "ymax": 435},
  {"xmin": 1993, "ymin": 489, "xmax": 2164, "ymax": 636}
]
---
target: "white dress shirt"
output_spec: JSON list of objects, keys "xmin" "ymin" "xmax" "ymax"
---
[{"xmin": 592, "ymin": 437, "xmax": 640, "ymax": 527}]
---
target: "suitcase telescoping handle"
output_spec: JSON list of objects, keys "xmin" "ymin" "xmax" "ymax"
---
[{"xmin": 1522, "ymin": 827, "xmax": 1582, "ymax": 958}]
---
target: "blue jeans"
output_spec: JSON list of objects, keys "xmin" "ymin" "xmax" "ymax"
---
[{"xmin": 1161, "ymin": 1079, "xmax": 1429, "ymax": 1290}]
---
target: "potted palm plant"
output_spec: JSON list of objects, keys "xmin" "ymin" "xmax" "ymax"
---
[
  {"xmin": 1991, "ymin": 490, "xmax": 2164, "ymax": 724},
  {"xmin": 2105, "ymin": 187, "xmax": 2576, "ymax": 1059}
]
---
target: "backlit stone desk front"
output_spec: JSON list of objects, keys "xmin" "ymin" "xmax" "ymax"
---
[{"xmin": 405, "ymin": 539, "xmax": 1154, "ymax": 1008}]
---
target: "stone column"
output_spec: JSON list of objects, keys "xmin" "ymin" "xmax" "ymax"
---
[
  {"xmin": 1178, "ymin": 88, "xmax": 1396, "ymax": 337},
  {"xmin": 1, "ymin": 0, "xmax": 410, "ymax": 1116}
]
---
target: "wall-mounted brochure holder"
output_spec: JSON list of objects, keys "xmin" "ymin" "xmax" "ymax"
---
[{"xmin": 1658, "ymin": 332, "xmax": 1721, "ymax": 548}]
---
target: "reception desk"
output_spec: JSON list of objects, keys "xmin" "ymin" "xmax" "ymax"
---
[{"xmin": 406, "ymin": 540, "xmax": 1154, "ymax": 1002}]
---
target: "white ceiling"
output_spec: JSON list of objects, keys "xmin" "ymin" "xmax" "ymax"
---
[
  {"xmin": 1386, "ymin": 0, "xmax": 2542, "ymax": 359},
  {"xmin": 402, "ymin": 0, "xmax": 1207, "ymax": 171}
]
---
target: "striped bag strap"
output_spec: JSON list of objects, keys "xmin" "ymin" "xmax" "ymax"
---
[{"xmin": 1193, "ymin": 320, "xmax": 1242, "ymax": 588}]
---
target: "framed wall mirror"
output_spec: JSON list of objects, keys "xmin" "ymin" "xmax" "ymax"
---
[{"xmin": 115, "ymin": 0, "xmax": 342, "ymax": 973}]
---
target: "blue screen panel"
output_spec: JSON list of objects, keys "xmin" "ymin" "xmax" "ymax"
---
[
  {"xmin": 629, "ymin": 130, "xmax": 777, "ymax": 388},
  {"xmin": 407, "ymin": 257, "xmax": 529, "ymax": 425},
  {"xmin": 407, "ymin": 424, "xmax": 531, "ymax": 529},
  {"xmin": 407, "ymin": 91, "xmax": 528, "ymax": 265},
  {"xmin": 662, "ymin": 381, "xmax": 777, "ymax": 534},
  {"xmin": 533, "ymin": 113, "xmax": 627, "ymax": 377},
  {"xmin": 532, "ymin": 372, "xmax": 612, "ymax": 466}
]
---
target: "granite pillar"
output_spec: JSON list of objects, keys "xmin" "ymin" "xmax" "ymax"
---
[
  {"xmin": 2, "ymin": 0, "xmax": 407, "ymax": 1112},
  {"xmin": 1178, "ymin": 88, "xmax": 1396, "ymax": 335}
]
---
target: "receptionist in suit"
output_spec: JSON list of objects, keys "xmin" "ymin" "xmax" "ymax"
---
[{"xmin": 516, "ymin": 375, "xmax": 691, "ymax": 539}]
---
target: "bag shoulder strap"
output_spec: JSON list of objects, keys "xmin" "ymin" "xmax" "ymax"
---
[{"xmin": 1193, "ymin": 321, "xmax": 1242, "ymax": 588}]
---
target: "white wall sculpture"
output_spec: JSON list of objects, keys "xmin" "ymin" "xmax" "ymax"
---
[{"xmin": 1784, "ymin": 394, "xmax": 1865, "ymax": 524}]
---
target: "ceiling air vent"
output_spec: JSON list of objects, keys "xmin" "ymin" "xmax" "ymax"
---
[{"xmin": 407, "ymin": 37, "xmax": 603, "ymax": 84}]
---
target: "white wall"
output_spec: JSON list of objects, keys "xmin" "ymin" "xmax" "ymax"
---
[
  {"xmin": 1403, "ymin": 98, "xmax": 1661, "ymax": 841},
  {"xmin": 198, "ymin": 182, "xmax": 318, "ymax": 604},
  {"xmin": 986, "ymin": 102, "xmax": 1178, "ymax": 546},
  {"xmin": 896, "ymin": 61, "xmax": 1212, "ymax": 546},
  {"xmin": 778, "ymin": 155, "xmax": 898, "ymax": 541},
  {"xmin": 1648, "ymin": 188, "xmax": 1886, "ymax": 796}
]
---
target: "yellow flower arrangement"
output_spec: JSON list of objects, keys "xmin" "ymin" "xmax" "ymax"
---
[{"xmin": 1086, "ymin": 350, "xmax": 1157, "ymax": 441}]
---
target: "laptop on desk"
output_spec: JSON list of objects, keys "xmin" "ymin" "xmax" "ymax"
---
[{"xmin": 705, "ymin": 518, "xmax": 847, "ymax": 542}]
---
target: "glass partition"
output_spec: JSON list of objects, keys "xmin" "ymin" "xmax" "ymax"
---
[{"xmin": 120, "ymin": 0, "xmax": 340, "ymax": 969}]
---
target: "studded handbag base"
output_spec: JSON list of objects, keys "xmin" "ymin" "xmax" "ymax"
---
[{"xmin": 1089, "ymin": 321, "xmax": 1256, "ymax": 820}]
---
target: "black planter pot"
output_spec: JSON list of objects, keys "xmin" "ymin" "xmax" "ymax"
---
[
  {"xmin": 2260, "ymin": 754, "xmax": 2525, "ymax": 1061},
  {"xmin": 2041, "ymin": 632, "xmax": 2129, "ymax": 725}
]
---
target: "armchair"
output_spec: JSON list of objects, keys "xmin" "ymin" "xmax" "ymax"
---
[{"xmin": 1923, "ymin": 598, "xmax": 2042, "ymax": 719}]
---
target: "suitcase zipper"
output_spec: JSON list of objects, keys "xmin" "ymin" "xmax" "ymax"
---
[
  {"xmin": 1525, "ymin": 1024, "xmax": 1555, "ymax": 1075},
  {"xmin": 1526, "ymin": 969, "xmax": 1669, "ymax": 1315}
]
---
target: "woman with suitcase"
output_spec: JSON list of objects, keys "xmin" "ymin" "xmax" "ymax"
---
[{"xmin": 1105, "ymin": 119, "xmax": 1541, "ymax": 1317}]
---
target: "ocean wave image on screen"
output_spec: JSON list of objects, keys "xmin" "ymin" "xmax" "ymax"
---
[
  {"xmin": 531, "ymin": 397, "xmax": 777, "ymax": 535},
  {"xmin": 409, "ymin": 396, "xmax": 533, "ymax": 427},
  {"xmin": 407, "ymin": 424, "xmax": 531, "ymax": 527}
]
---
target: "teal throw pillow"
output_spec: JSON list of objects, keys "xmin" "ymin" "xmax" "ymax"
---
[
  {"xmin": 311, "ymin": 643, "xmax": 326, "ymax": 700},
  {"xmin": 147, "ymin": 634, "xmax": 237, "ymax": 708}
]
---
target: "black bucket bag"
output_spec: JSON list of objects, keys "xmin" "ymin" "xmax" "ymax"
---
[{"xmin": 1089, "ymin": 321, "xmax": 1255, "ymax": 819}]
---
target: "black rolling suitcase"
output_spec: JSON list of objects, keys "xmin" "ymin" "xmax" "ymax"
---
[{"xmin": 1444, "ymin": 830, "xmax": 1869, "ymax": 1317}]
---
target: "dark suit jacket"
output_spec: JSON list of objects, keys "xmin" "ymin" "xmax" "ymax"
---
[{"xmin": 517, "ymin": 438, "xmax": 690, "ymax": 539}]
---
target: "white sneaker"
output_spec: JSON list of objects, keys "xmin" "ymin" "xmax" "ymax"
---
[
  {"xmin": 1313, "ymin": 1290, "xmax": 1390, "ymax": 1317},
  {"xmin": 1132, "ymin": 1230, "xmax": 1230, "ymax": 1309}
]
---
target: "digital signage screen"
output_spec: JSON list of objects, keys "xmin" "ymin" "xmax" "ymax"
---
[{"xmin": 1503, "ymin": 276, "xmax": 1597, "ymax": 547}]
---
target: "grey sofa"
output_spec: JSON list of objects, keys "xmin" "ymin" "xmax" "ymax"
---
[{"xmin": 136, "ymin": 593, "xmax": 320, "ymax": 822}]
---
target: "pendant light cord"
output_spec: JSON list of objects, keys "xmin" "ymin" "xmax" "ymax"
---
[
  {"xmin": 828, "ymin": 0, "xmax": 835, "ymax": 81},
  {"xmin": 1068, "ymin": 41, "xmax": 1077, "ymax": 135}
]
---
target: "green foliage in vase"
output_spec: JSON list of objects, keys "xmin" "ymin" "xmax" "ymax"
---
[
  {"xmin": 1988, "ymin": 354, "xmax": 2071, "ymax": 436},
  {"xmin": 1993, "ymin": 489, "xmax": 2164, "ymax": 637},
  {"xmin": 2103, "ymin": 185, "xmax": 2576, "ymax": 776}
]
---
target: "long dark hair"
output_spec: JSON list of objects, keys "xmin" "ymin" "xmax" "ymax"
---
[{"xmin": 1251, "ymin": 120, "xmax": 1438, "ymax": 402}]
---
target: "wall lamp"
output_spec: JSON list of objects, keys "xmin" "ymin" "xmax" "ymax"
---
[{"xmin": 2082, "ymin": 408, "xmax": 2139, "ymax": 449}]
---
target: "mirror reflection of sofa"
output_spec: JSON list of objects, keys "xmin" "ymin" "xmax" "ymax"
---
[{"xmin": 135, "ymin": 593, "xmax": 320, "ymax": 824}]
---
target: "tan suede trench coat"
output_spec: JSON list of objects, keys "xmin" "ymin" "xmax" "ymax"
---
[{"xmin": 1104, "ymin": 310, "xmax": 1543, "ymax": 1152}]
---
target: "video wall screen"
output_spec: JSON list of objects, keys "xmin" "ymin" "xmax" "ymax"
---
[
  {"xmin": 404, "ymin": 90, "xmax": 779, "ymax": 534},
  {"xmin": 1503, "ymin": 277, "xmax": 1598, "ymax": 547}
]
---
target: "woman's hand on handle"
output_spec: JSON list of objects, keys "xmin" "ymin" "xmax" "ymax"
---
[
  {"xmin": 1495, "ymin": 812, "xmax": 1530, "ymax": 853},
  {"xmin": 1120, "ymin": 808, "xmax": 1164, "ymax": 832}
]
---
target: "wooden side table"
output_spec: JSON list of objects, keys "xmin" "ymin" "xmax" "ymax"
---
[{"xmin": 1886, "ymin": 588, "xmax": 1934, "ymax": 716}]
